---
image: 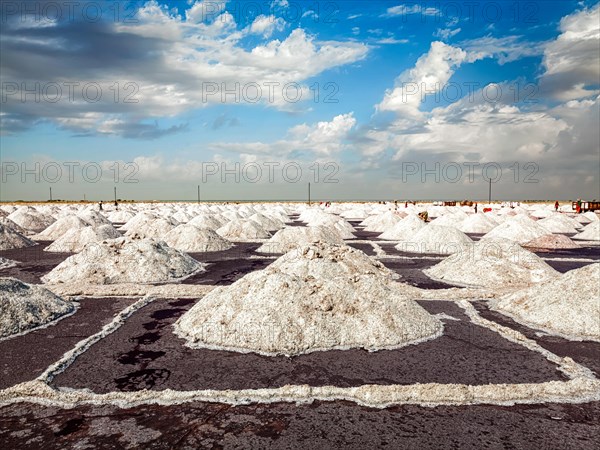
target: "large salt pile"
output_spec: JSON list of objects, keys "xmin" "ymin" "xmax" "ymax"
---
[
  {"xmin": 0, "ymin": 217, "xmax": 28, "ymax": 235},
  {"xmin": 573, "ymin": 221, "xmax": 600, "ymax": 241},
  {"xmin": 302, "ymin": 213, "xmax": 356, "ymax": 239},
  {"xmin": 248, "ymin": 213, "xmax": 285, "ymax": 232},
  {"xmin": 379, "ymin": 215, "xmax": 426, "ymax": 240},
  {"xmin": 216, "ymin": 220, "xmax": 271, "ymax": 240},
  {"xmin": 424, "ymin": 238, "xmax": 559, "ymax": 288},
  {"xmin": 538, "ymin": 214, "xmax": 582, "ymax": 234},
  {"xmin": 395, "ymin": 225, "xmax": 473, "ymax": 254},
  {"xmin": 164, "ymin": 224, "xmax": 233, "ymax": 252},
  {"xmin": 78, "ymin": 210, "xmax": 112, "ymax": 227},
  {"xmin": 482, "ymin": 214, "xmax": 548, "ymax": 244},
  {"xmin": 33, "ymin": 215, "xmax": 90, "ymax": 241},
  {"xmin": 491, "ymin": 263, "xmax": 600, "ymax": 341},
  {"xmin": 430, "ymin": 210, "xmax": 468, "ymax": 228},
  {"xmin": 256, "ymin": 226, "xmax": 344, "ymax": 254},
  {"xmin": 175, "ymin": 242, "xmax": 442, "ymax": 356},
  {"xmin": 7, "ymin": 207, "xmax": 54, "ymax": 233},
  {"xmin": 458, "ymin": 214, "xmax": 498, "ymax": 234},
  {"xmin": 0, "ymin": 278, "xmax": 75, "ymax": 338},
  {"xmin": 188, "ymin": 214, "xmax": 226, "ymax": 230},
  {"xmin": 44, "ymin": 224, "xmax": 122, "ymax": 253},
  {"xmin": 363, "ymin": 211, "xmax": 404, "ymax": 233},
  {"xmin": 0, "ymin": 223, "xmax": 36, "ymax": 250},
  {"xmin": 41, "ymin": 237, "xmax": 204, "ymax": 284},
  {"xmin": 523, "ymin": 234, "xmax": 580, "ymax": 250},
  {"xmin": 106, "ymin": 210, "xmax": 135, "ymax": 223},
  {"xmin": 124, "ymin": 216, "xmax": 179, "ymax": 240}
]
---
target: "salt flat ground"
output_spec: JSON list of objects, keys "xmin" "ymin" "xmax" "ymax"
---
[{"xmin": 1, "ymin": 205, "xmax": 599, "ymax": 449}]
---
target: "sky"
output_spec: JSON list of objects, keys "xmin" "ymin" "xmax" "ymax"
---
[{"xmin": 0, "ymin": 0, "xmax": 599, "ymax": 201}]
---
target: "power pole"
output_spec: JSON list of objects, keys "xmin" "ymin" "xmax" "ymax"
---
[
  {"xmin": 308, "ymin": 182, "xmax": 311, "ymax": 205},
  {"xmin": 197, "ymin": 185, "xmax": 200, "ymax": 203},
  {"xmin": 488, "ymin": 178, "xmax": 492, "ymax": 203},
  {"xmin": 49, "ymin": 187, "xmax": 52, "ymax": 201},
  {"xmin": 114, "ymin": 186, "xmax": 117, "ymax": 202}
]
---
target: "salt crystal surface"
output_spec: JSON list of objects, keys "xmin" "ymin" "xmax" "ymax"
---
[
  {"xmin": 395, "ymin": 225, "xmax": 473, "ymax": 254},
  {"xmin": 163, "ymin": 224, "xmax": 233, "ymax": 252},
  {"xmin": 0, "ymin": 223, "xmax": 36, "ymax": 250}
]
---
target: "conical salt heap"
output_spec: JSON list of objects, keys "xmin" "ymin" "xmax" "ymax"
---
[
  {"xmin": 256, "ymin": 226, "xmax": 344, "ymax": 254},
  {"xmin": 175, "ymin": 242, "xmax": 442, "ymax": 356},
  {"xmin": 0, "ymin": 223, "xmax": 36, "ymax": 250},
  {"xmin": 163, "ymin": 224, "xmax": 233, "ymax": 252},
  {"xmin": 41, "ymin": 237, "xmax": 204, "ymax": 285},
  {"xmin": 44, "ymin": 224, "xmax": 122, "ymax": 253},
  {"xmin": 491, "ymin": 263, "xmax": 600, "ymax": 341},
  {"xmin": 0, "ymin": 277, "xmax": 75, "ymax": 338},
  {"xmin": 424, "ymin": 238, "xmax": 559, "ymax": 288}
]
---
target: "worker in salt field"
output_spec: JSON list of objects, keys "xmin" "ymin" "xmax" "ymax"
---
[
  {"xmin": 114, "ymin": 200, "xmax": 118, "ymax": 210},
  {"xmin": 474, "ymin": 203, "xmax": 478, "ymax": 213},
  {"xmin": 576, "ymin": 199, "xmax": 582, "ymax": 213},
  {"xmin": 555, "ymin": 201, "xmax": 559, "ymax": 211},
  {"xmin": 99, "ymin": 200, "xmax": 103, "ymax": 211}
]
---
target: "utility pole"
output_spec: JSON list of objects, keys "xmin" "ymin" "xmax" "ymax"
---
[
  {"xmin": 49, "ymin": 187, "xmax": 52, "ymax": 201},
  {"xmin": 488, "ymin": 178, "xmax": 492, "ymax": 203},
  {"xmin": 114, "ymin": 186, "xmax": 117, "ymax": 202},
  {"xmin": 308, "ymin": 182, "xmax": 311, "ymax": 205},
  {"xmin": 197, "ymin": 185, "xmax": 200, "ymax": 203}
]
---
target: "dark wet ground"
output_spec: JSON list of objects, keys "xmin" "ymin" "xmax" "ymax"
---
[
  {"xmin": 1, "ymin": 400, "xmax": 599, "ymax": 449},
  {"xmin": 473, "ymin": 302, "xmax": 600, "ymax": 377},
  {"xmin": 0, "ymin": 297, "xmax": 137, "ymax": 389},
  {"xmin": 49, "ymin": 299, "xmax": 567, "ymax": 393},
  {"xmin": 0, "ymin": 241, "xmax": 72, "ymax": 284}
]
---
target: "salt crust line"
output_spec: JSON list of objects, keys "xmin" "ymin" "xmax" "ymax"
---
[
  {"xmin": 43, "ymin": 283, "xmax": 216, "ymax": 298},
  {"xmin": 0, "ymin": 301, "xmax": 80, "ymax": 343},
  {"xmin": 37, "ymin": 295, "xmax": 158, "ymax": 384},
  {"xmin": 1, "ymin": 297, "xmax": 599, "ymax": 408},
  {"xmin": 456, "ymin": 300, "xmax": 599, "ymax": 381}
]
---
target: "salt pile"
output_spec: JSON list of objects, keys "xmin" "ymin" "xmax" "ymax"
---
[
  {"xmin": 7, "ymin": 208, "xmax": 54, "ymax": 233},
  {"xmin": 216, "ymin": 220, "xmax": 271, "ymax": 240},
  {"xmin": 573, "ymin": 221, "xmax": 600, "ymax": 241},
  {"xmin": 33, "ymin": 215, "xmax": 90, "ymax": 241},
  {"xmin": 124, "ymin": 216, "xmax": 179, "ymax": 240},
  {"xmin": 523, "ymin": 234, "xmax": 580, "ymax": 250},
  {"xmin": 424, "ymin": 238, "xmax": 559, "ymax": 288},
  {"xmin": 430, "ymin": 210, "xmax": 468, "ymax": 228},
  {"xmin": 175, "ymin": 243, "xmax": 441, "ymax": 356},
  {"xmin": 482, "ymin": 215, "xmax": 548, "ymax": 244},
  {"xmin": 583, "ymin": 211, "xmax": 599, "ymax": 222},
  {"xmin": 78, "ymin": 210, "xmax": 112, "ymax": 227},
  {"xmin": 0, "ymin": 223, "xmax": 36, "ymax": 250},
  {"xmin": 0, "ymin": 257, "xmax": 18, "ymax": 269},
  {"xmin": 379, "ymin": 215, "xmax": 426, "ymax": 240},
  {"xmin": 0, "ymin": 217, "xmax": 28, "ymax": 235},
  {"xmin": 458, "ymin": 214, "xmax": 498, "ymax": 234},
  {"xmin": 339, "ymin": 208, "xmax": 369, "ymax": 219},
  {"xmin": 257, "ymin": 226, "xmax": 344, "ymax": 254},
  {"xmin": 41, "ymin": 237, "xmax": 204, "ymax": 285},
  {"xmin": 164, "ymin": 224, "xmax": 233, "ymax": 252},
  {"xmin": 395, "ymin": 225, "xmax": 473, "ymax": 254},
  {"xmin": 106, "ymin": 210, "xmax": 135, "ymax": 223},
  {"xmin": 248, "ymin": 213, "xmax": 285, "ymax": 232},
  {"xmin": 302, "ymin": 213, "xmax": 356, "ymax": 239},
  {"xmin": 491, "ymin": 263, "xmax": 600, "ymax": 341},
  {"xmin": 44, "ymin": 224, "xmax": 122, "ymax": 253},
  {"xmin": 0, "ymin": 277, "xmax": 75, "ymax": 338},
  {"xmin": 538, "ymin": 214, "xmax": 582, "ymax": 234},
  {"xmin": 188, "ymin": 214, "xmax": 226, "ymax": 230},
  {"xmin": 363, "ymin": 211, "xmax": 403, "ymax": 233}
]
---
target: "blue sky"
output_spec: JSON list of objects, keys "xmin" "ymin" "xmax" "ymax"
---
[{"xmin": 1, "ymin": 0, "xmax": 599, "ymax": 201}]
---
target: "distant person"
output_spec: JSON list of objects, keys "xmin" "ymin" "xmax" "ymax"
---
[
  {"xmin": 99, "ymin": 200, "xmax": 103, "ymax": 211},
  {"xmin": 554, "ymin": 201, "xmax": 559, "ymax": 212},
  {"xmin": 576, "ymin": 199, "xmax": 582, "ymax": 214},
  {"xmin": 474, "ymin": 203, "xmax": 478, "ymax": 213},
  {"xmin": 114, "ymin": 200, "xmax": 118, "ymax": 210},
  {"xmin": 405, "ymin": 201, "xmax": 408, "ymax": 208}
]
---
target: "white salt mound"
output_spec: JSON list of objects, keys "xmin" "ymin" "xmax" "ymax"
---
[
  {"xmin": 164, "ymin": 224, "xmax": 233, "ymax": 252},
  {"xmin": 458, "ymin": 214, "xmax": 498, "ymax": 234},
  {"xmin": 363, "ymin": 211, "xmax": 403, "ymax": 233},
  {"xmin": 44, "ymin": 224, "xmax": 122, "ymax": 253},
  {"xmin": 395, "ymin": 225, "xmax": 473, "ymax": 254},
  {"xmin": 125, "ymin": 216, "xmax": 178, "ymax": 240},
  {"xmin": 188, "ymin": 214, "xmax": 226, "ymax": 230},
  {"xmin": 257, "ymin": 226, "xmax": 344, "ymax": 254},
  {"xmin": 0, "ymin": 223, "xmax": 36, "ymax": 250},
  {"xmin": 41, "ymin": 237, "xmax": 204, "ymax": 285},
  {"xmin": 107, "ymin": 210, "xmax": 135, "ymax": 223},
  {"xmin": 7, "ymin": 209, "xmax": 54, "ymax": 233},
  {"xmin": 523, "ymin": 234, "xmax": 580, "ymax": 250},
  {"xmin": 175, "ymin": 243, "xmax": 441, "ymax": 356},
  {"xmin": 482, "ymin": 216, "xmax": 548, "ymax": 244},
  {"xmin": 538, "ymin": 214, "xmax": 581, "ymax": 234},
  {"xmin": 491, "ymin": 263, "xmax": 600, "ymax": 341},
  {"xmin": 0, "ymin": 278, "xmax": 75, "ymax": 338},
  {"xmin": 379, "ymin": 215, "xmax": 426, "ymax": 240},
  {"xmin": 216, "ymin": 220, "xmax": 271, "ymax": 240},
  {"xmin": 34, "ymin": 216, "xmax": 90, "ymax": 240},
  {"xmin": 424, "ymin": 238, "xmax": 559, "ymax": 288},
  {"xmin": 573, "ymin": 221, "xmax": 600, "ymax": 241},
  {"xmin": 0, "ymin": 217, "xmax": 28, "ymax": 235}
]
